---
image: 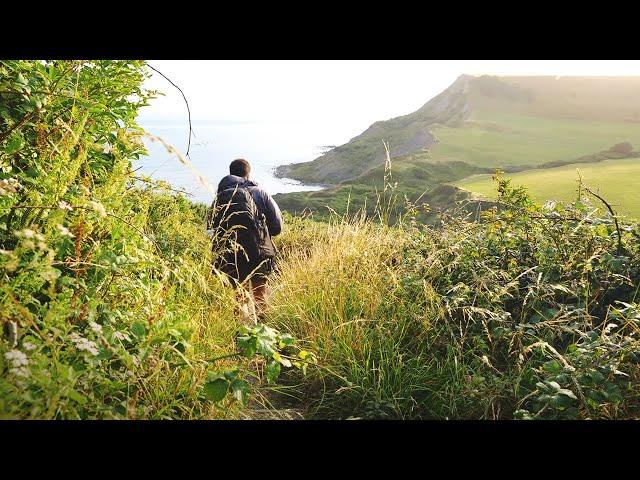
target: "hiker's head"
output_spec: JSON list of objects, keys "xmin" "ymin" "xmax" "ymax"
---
[{"xmin": 229, "ymin": 158, "xmax": 251, "ymax": 178}]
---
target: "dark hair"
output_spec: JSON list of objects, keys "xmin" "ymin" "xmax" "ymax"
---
[{"xmin": 229, "ymin": 158, "xmax": 251, "ymax": 177}]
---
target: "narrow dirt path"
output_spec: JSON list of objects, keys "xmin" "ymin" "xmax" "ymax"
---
[{"xmin": 239, "ymin": 361, "xmax": 309, "ymax": 420}]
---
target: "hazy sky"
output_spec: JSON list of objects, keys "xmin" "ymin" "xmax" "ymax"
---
[{"xmin": 139, "ymin": 60, "xmax": 640, "ymax": 133}]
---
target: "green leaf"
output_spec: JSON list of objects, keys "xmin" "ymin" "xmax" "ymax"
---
[
  {"xmin": 272, "ymin": 351, "xmax": 292, "ymax": 368},
  {"xmin": 266, "ymin": 360, "xmax": 281, "ymax": 384},
  {"xmin": 550, "ymin": 394, "xmax": 574, "ymax": 409},
  {"xmin": 278, "ymin": 334, "xmax": 295, "ymax": 348},
  {"xmin": 203, "ymin": 378, "xmax": 229, "ymax": 402},
  {"xmin": 67, "ymin": 389, "xmax": 87, "ymax": 405},
  {"xmin": 223, "ymin": 369, "xmax": 238, "ymax": 381},
  {"xmin": 557, "ymin": 389, "xmax": 577, "ymax": 400},
  {"xmin": 236, "ymin": 335, "xmax": 257, "ymax": 358},
  {"xmin": 230, "ymin": 379, "xmax": 250, "ymax": 406},
  {"xmin": 543, "ymin": 360, "xmax": 562, "ymax": 373},
  {"xmin": 5, "ymin": 135, "xmax": 24, "ymax": 155},
  {"xmin": 131, "ymin": 321, "xmax": 146, "ymax": 338},
  {"xmin": 546, "ymin": 381, "xmax": 561, "ymax": 391}
]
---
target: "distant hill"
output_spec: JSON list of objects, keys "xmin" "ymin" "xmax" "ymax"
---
[{"xmin": 274, "ymin": 75, "xmax": 640, "ymax": 221}]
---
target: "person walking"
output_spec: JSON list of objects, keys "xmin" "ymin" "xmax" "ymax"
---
[{"xmin": 208, "ymin": 159, "xmax": 283, "ymax": 323}]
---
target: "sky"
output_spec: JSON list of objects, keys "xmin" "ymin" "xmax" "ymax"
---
[{"xmin": 138, "ymin": 60, "xmax": 640, "ymax": 132}]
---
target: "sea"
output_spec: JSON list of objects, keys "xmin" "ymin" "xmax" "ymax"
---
[{"xmin": 135, "ymin": 120, "xmax": 353, "ymax": 205}]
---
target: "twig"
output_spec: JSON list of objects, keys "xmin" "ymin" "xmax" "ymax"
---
[
  {"xmin": 583, "ymin": 186, "xmax": 623, "ymax": 255},
  {"xmin": 0, "ymin": 111, "xmax": 36, "ymax": 144},
  {"xmin": 145, "ymin": 63, "xmax": 194, "ymax": 157}
]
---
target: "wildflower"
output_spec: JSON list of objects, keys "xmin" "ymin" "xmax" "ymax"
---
[
  {"xmin": 10, "ymin": 367, "xmax": 30, "ymax": 378},
  {"xmin": 5, "ymin": 349, "xmax": 28, "ymax": 368},
  {"xmin": 23, "ymin": 342, "xmax": 36, "ymax": 351},
  {"xmin": 102, "ymin": 142, "xmax": 114, "ymax": 154},
  {"xmin": 113, "ymin": 331, "xmax": 129, "ymax": 341},
  {"xmin": 69, "ymin": 332, "xmax": 100, "ymax": 356},
  {"xmin": 89, "ymin": 321, "xmax": 103, "ymax": 334},
  {"xmin": 0, "ymin": 178, "xmax": 20, "ymax": 196},
  {"xmin": 89, "ymin": 200, "xmax": 107, "ymax": 217},
  {"xmin": 56, "ymin": 224, "xmax": 75, "ymax": 238},
  {"xmin": 20, "ymin": 229, "xmax": 36, "ymax": 239},
  {"xmin": 40, "ymin": 269, "xmax": 59, "ymax": 282},
  {"xmin": 58, "ymin": 200, "xmax": 73, "ymax": 211}
]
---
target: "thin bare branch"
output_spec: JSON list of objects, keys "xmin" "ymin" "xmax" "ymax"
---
[{"xmin": 145, "ymin": 62, "xmax": 194, "ymax": 157}]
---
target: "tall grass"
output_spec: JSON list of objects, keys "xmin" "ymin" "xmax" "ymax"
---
[{"xmin": 263, "ymin": 175, "xmax": 640, "ymax": 419}]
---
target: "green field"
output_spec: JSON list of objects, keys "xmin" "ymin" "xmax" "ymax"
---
[
  {"xmin": 431, "ymin": 111, "xmax": 640, "ymax": 168},
  {"xmin": 456, "ymin": 158, "xmax": 640, "ymax": 219}
]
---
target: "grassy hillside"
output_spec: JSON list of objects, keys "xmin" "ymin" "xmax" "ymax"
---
[
  {"xmin": 274, "ymin": 153, "xmax": 491, "ymax": 223},
  {"xmin": 275, "ymin": 75, "xmax": 640, "ymax": 221},
  {"xmin": 456, "ymin": 158, "xmax": 640, "ymax": 219},
  {"xmin": 278, "ymin": 75, "xmax": 640, "ymax": 185}
]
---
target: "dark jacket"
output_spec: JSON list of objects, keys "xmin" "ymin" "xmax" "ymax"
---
[{"xmin": 216, "ymin": 175, "xmax": 283, "ymax": 236}]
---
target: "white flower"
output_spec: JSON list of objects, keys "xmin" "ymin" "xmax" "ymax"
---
[
  {"xmin": 88, "ymin": 200, "xmax": 107, "ymax": 217},
  {"xmin": 0, "ymin": 178, "xmax": 20, "ymax": 196},
  {"xmin": 23, "ymin": 342, "xmax": 36, "ymax": 351},
  {"xmin": 89, "ymin": 321, "xmax": 103, "ymax": 334},
  {"xmin": 10, "ymin": 366, "xmax": 30, "ymax": 378},
  {"xmin": 113, "ymin": 331, "xmax": 128, "ymax": 341},
  {"xmin": 56, "ymin": 224, "xmax": 75, "ymax": 238},
  {"xmin": 58, "ymin": 200, "xmax": 73, "ymax": 211},
  {"xmin": 5, "ymin": 349, "xmax": 28, "ymax": 368},
  {"xmin": 69, "ymin": 333, "xmax": 100, "ymax": 356},
  {"xmin": 102, "ymin": 143, "xmax": 114, "ymax": 154},
  {"xmin": 21, "ymin": 229, "xmax": 36, "ymax": 239}
]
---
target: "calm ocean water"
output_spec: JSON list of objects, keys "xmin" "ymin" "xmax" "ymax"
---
[{"xmin": 135, "ymin": 120, "xmax": 350, "ymax": 205}]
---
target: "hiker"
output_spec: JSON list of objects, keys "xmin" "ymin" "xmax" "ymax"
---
[{"xmin": 208, "ymin": 159, "xmax": 283, "ymax": 323}]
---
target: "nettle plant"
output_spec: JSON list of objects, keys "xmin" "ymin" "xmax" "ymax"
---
[{"xmin": 203, "ymin": 324, "xmax": 317, "ymax": 406}]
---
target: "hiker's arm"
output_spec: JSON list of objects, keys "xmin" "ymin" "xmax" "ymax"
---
[{"xmin": 262, "ymin": 191, "xmax": 284, "ymax": 236}]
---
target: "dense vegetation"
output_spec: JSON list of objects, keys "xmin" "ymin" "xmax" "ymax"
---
[
  {"xmin": 0, "ymin": 61, "xmax": 307, "ymax": 419},
  {"xmin": 2, "ymin": 61, "xmax": 639, "ymax": 420},
  {"xmin": 270, "ymin": 177, "xmax": 640, "ymax": 419}
]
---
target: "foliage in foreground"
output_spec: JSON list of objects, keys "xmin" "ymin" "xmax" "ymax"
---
[
  {"xmin": 267, "ymin": 177, "xmax": 640, "ymax": 419},
  {"xmin": 0, "ymin": 60, "xmax": 304, "ymax": 419}
]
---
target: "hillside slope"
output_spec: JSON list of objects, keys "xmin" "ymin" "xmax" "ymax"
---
[{"xmin": 275, "ymin": 75, "xmax": 640, "ymax": 220}]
